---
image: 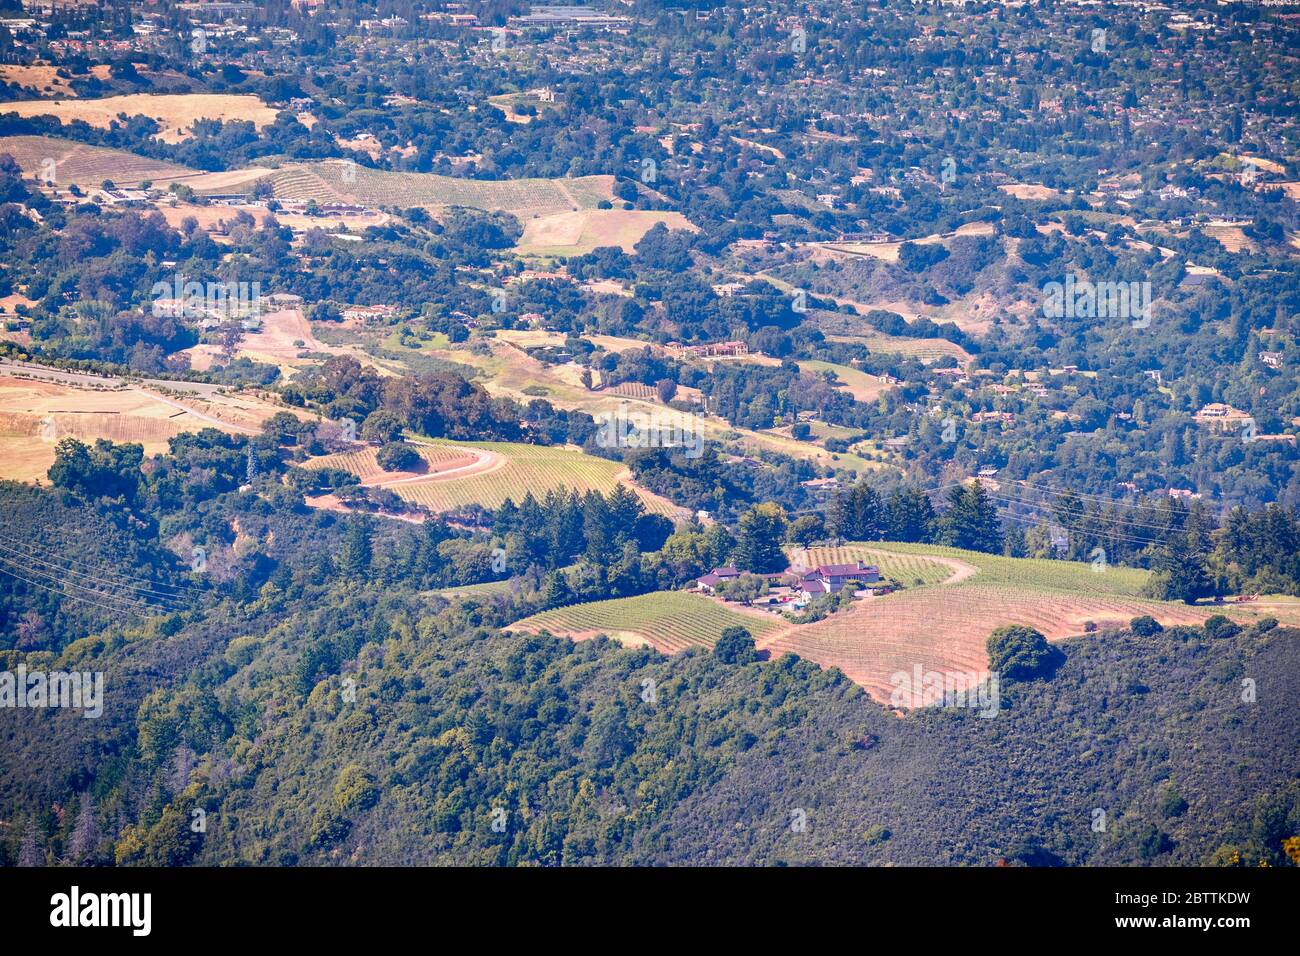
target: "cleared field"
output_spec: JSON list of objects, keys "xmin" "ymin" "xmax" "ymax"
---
[
  {"xmin": 763, "ymin": 582, "xmax": 1213, "ymax": 703},
  {"xmin": 221, "ymin": 161, "xmax": 615, "ymax": 218},
  {"xmin": 516, "ymin": 209, "xmax": 697, "ymax": 256},
  {"xmin": 304, "ymin": 443, "xmax": 481, "ymax": 483},
  {"xmin": 311, "ymin": 437, "xmax": 682, "ymax": 517},
  {"xmin": 0, "ymin": 134, "xmax": 197, "ymax": 186},
  {"xmin": 0, "ymin": 64, "xmax": 112, "ymax": 97},
  {"xmin": 0, "ymin": 373, "xmax": 293, "ymax": 480},
  {"xmin": 764, "ymin": 542, "xmax": 1241, "ymax": 703},
  {"xmin": 512, "ymin": 590, "xmax": 785, "ymax": 653},
  {"xmin": 811, "ymin": 221, "xmax": 996, "ymax": 262},
  {"xmin": 0, "ymin": 93, "xmax": 278, "ymax": 142},
  {"xmin": 998, "ymin": 183, "xmax": 1062, "ymax": 201},
  {"xmin": 796, "ymin": 360, "xmax": 893, "ymax": 402}
]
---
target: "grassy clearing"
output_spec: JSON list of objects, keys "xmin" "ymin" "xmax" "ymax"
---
[
  {"xmin": 0, "ymin": 93, "xmax": 277, "ymax": 142},
  {"xmin": 316, "ymin": 437, "xmax": 680, "ymax": 517},
  {"xmin": 234, "ymin": 162, "xmax": 615, "ymax": 217},
  {"xmin": 797, "ymin": 359, "xmax": 893, "ymax": 402}
]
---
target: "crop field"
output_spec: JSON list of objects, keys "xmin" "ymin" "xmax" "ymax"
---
[
  {"xmin": 227, "ymin": 162, "xmax": 615, "ymax": 218},
  {"xmin": 0, "ymin": 93, "xmax": 278, "ymax": 142},
  {"xmin": 796, "ymin": 360, "xmax": 894, "ymax": 402},
  {"xmin": 762, "ymin": 583, "xmax": 1214, "ymax": 703},
  {"xmin": 760, "ymin": 541, "xmax": 1259, "ymax": 703},
  {"xmin": 312, "ymin": 437, "xmax": 682, "ymax": 517},
  {"xmin": 304, "ymin": 443, "xmax": 479, "ymax": 483},
  {"xmin": 0, "ymin": 135, "xmax": 198, "ymax": 186},
  {"xmin": 511, "ymin": 590, "xmax": 785, "ymax": 653},
  {"xmin": 0, "ymin": 373, "xmax": 290, "ymax": 480},
  {"xmin": 515, "ymin": 209, "xmax": 697, "ymax": 256}
]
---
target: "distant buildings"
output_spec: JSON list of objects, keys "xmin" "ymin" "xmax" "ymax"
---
[
  {"xmin": 666, "ymin": 341, "xmax": 749, "ymax": 358},
  {"xmin": 695, "ymin": 561, "xmax": 881, "ymax": 606},
  {"xmin": 342, "ymin": 304, "xmax": 397, "ymax": 323},
  {"xmin": 507, "ymin": 6, "xmax": 632, "ymax": 29},
  {"xmin": 1194, "ymin": 402, "xmax": 1251, "ymax": 431}
]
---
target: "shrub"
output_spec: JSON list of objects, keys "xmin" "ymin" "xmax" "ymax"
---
[
  {"xmin": 986, "ymin": 624, "xmax": 1054, "ymax": 680},
  {"xmin": 1130, "ymin": 615, "xmax": 1163, "ymax": 637},
  {"xmin": 376, "ymin": 442, "xmax": 420, "ymax": 473},
  {"xmin": 1203, "ymin": 615, "xmax": 1240, "ymax": 640},
  {"xmin": 714, "ymin": 626, "xmax": 756, "ymax": 664}
]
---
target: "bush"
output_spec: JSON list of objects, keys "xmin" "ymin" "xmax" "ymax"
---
[
  {"xmin": 714, "ymin": 626, "xmax": 756, "ymax": 664},
  {"xmin": 1203, "ymin": 615, "xmax": 1240, "ymax": 640},
  {"xmin": 986, "ymin": 624, "xmax": 1054, "ymax": 680},
  {"xmin": 376, "ymin": 442, "xmax": 420, "ymax": 473},
  {"xmin": 1130, "ymin": 615, "xmax": 1163, "ymax": 637}
]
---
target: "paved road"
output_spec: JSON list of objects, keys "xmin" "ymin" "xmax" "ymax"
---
[{"xmin": 0, "ymin": 358, "xmax": 226, "ymax": 397}]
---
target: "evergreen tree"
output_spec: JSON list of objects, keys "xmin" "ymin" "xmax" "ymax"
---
[
  {"xmin": 886, "ymin": 488, "xmax": 936, "ymax": 542},
  {"xmin": 340, "ymin": 514, "xmax": 373, "ymax": 578},
  {"xmin": 938, "ymin": 482, "xmax": 1003, "ymax": 553},
  {"xmin": 732, "ymin": 502, "xmax": 789, "ymax": 572}
]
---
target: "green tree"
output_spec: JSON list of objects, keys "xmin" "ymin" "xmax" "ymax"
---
[
  {"xmin": 938, "ymin": 482, "xmax": 1003, "ymax": 553},
  {"xmin": 886, "ymin": 488, "xmax": 936, "ymax": 542},
  {"xmin": 714, "ymin": 626, "xmax": 756, "ymax": 663},
  {"xmin": 732, "ymin": 502, "xmax": 789, "ymax": 572},
  {"xmin": 340, "ymin": 515, "xmax": 373, "ymax": 578},
  {"xmin": 987, "ymin": 624, "xmax": 1054, "ymax": 680}
]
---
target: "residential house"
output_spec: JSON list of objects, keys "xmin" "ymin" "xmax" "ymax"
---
[{"xmin": 696, "ymin": 567, "xmax": 741, "ymax": 593}]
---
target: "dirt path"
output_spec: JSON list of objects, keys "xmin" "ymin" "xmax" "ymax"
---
[{"xmin": 370, "ymin": 445, "xmax": 505, "ymax": 487}]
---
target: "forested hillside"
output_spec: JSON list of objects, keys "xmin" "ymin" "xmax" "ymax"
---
[{"xmin": 1, "ymin": 472, "xmax": 1295, "ymax": 866}]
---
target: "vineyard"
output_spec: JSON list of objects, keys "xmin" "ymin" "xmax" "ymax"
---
[
  {"xmin": 788, "ymin": 545, "xmax": 966, "ymax": 587},
  {"xmin": 234, "ymin": 162, "xmax": 616, "ymax": 218},
  {"xmin": 762, "ymin": 583, "xmax": 1214, "ymax": 704},
  {"xmin": 0, "ymin": 135, "xmax": 198, "ymax": 186},
  {"xmin": 304, "ymin": 444, "xmax": 479, "ymax": 483},
  {"xmin": 828, "ymin": 332, "xmax": 972, "ymax": 365},
  {"xmin": 507, "ymin": 540, "xmax": 1263, "ymax": 706},
  {"xmin": 512, "ymin": 591, "xmax": 785, "ymax": 653},
  {"xmin": 309, "ymin": 438, "xmax": 680, "ymax": 517}
]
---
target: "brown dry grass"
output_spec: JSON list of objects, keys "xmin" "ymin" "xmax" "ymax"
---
[
  {"xmin": 0, "ymin": 93, "xmax": 278, "ymax": 142},
  {"xmin": 516, "ymin": 209, "xmax": 697, "ymax": 255},
  {"xmin": 763, "ymin": 583, "xmax": 1214, "ymax": 704},
  {"xmin": 0, "ymin": 374, "xmax": 296, "ymax": 480}
]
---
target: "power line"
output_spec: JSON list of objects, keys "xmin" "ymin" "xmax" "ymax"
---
[
  {"xmin": 0, "ymin": 560, "xmax": 165, "ymax": 618},
  {"xmin": 0, "ymin": 554, "xmax": 168, "ymax": 614},
  {"xmin": 0, "ymin": 531, "xmax": 207, "ymax": 595},
  {"xmin": 0, "ymin": 540, "xmax": 191, "ymax": 608}
]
